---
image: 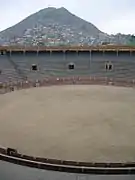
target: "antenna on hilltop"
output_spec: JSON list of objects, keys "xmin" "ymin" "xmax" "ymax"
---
[
  {"xmin": 48, "ymin": 4, "xmax": 53, "ymax": 8},
  {"xmin": 48, "ymin": 4, "xmax": 56, "ymax": 8}
]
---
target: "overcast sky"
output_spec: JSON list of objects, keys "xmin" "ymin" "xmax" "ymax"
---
[{"xmin": 0, "ymin": 0, "xmax": 135, "ymax": 34}]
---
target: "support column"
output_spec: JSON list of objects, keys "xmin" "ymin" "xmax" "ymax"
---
[
  {"xmin": 89, "ymin": 50, "xmax": 91, "ymax": 70},
  {"xmin": 36, "ymin": 50, "xmax": 39, "ymax": 57},
  {"xmin": 9, "ymin": 50, "xmax": 12, "ymax": 57},
  {"xmin": 102, "ymin": 50, "xmax": 105, "ymax": 57},
  {"xmin": 130, "ymin": 50, "xmax": 132, "ymax": 56},
  {"xmin": 50, "ymin": 51, "xmax": 52, "ymax": 72},
  {"xmin": 50, "ymin": 50, "xmax": 52, "ymax": 57},
  {"xmin": 63, "ymin": 50, "xmax": 66, "ymax": 69},
  {"xmin": 117, "ymin": 50, "xmax": 119, "ymax": 57},
  {"xmin": 76, "ymin": 50, "xmax": 78, "ymax": 68},
  {"xmin": 102, "ymin": 50, "xmax": 105, "ymax": 61},
  {"xmin": 23, "ymin": 50, "xmax": 26, "ymax": 56},
  {"xmin": 76, "ymin": 50, "xmax": 78, "ymax": 58}
]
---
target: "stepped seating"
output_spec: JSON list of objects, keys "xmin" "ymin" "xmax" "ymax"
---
[
  {"xmin": 37, "ymin": 52, "xmax": 66, "ymax": 73},
  {"xmin": 89, "ymin": 52, "xmax": 135, "ymax": 80},
  {"xmin": 1, "ymin": 51, "xmax": 135, "ymax": 81},
  {"xmin": 0, "ymin": 55, "xmax": 21, "ymax": 82},
  {"xmin": 9, "ymin": 52, "xmax": 29, "ymax": 78},
  {"xmin": 65, "ymin": 51, "xmax": 90, "ymax": 70}
]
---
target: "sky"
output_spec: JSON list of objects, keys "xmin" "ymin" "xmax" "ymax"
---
[{"xmin": 0, "ymin": 0, "xmax": 135, "ymax": 34}]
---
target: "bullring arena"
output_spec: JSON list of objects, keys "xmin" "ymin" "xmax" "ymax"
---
[{"xmin": 1, "ymin": 46, "xmax": 135, "ymax": 175}]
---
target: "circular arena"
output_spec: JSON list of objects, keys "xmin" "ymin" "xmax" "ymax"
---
[
  {"xmin": 1, "ymin": 80, "xmax": 135, "ymax": 163},
  {"xmin": 0, "ymin": 77, "xmax": 135, "ymax": 174},
  {"xmin": 1, "ymin": 46, "xmax": 135, "ymax": 176}
]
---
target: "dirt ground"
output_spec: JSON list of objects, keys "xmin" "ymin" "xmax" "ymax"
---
[{"xmin": 0, "ymin": 85, "xmax": 135, "ymax": 162}]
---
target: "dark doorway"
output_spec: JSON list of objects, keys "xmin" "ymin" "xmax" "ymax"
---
[
  {"xmin": 108, "ymin": 63, "xmax": 113, "ymax": 70},
  {"xmin": 32, "ymin": 64, "xmax": 38, "ymax": 71},
  {"xmin": 68, "ymin": 63, "xmax": 75, "ymax": 70},
  {"xmin": 105, "ymin": 62, "xmax": 113, "ymax": 71},
  {"xmin": 0, "ymin": 51, "xmax": 5, "ymax": 55}
]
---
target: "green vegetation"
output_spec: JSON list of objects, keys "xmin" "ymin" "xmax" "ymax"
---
[{"xmin": 127, "ymin": 35, "xmax": 135, "ymax": 46}]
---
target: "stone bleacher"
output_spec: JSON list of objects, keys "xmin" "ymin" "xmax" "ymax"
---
[{"xmin": 0, "ymin": 51, "xmax": 135, "ymax": 82}]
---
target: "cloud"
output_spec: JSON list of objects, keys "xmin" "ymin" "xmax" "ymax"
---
[{"xmin": 0, "ymin": 0, "xmax": 134, "ymax": 34}]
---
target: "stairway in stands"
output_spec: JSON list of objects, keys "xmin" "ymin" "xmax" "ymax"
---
[
  {"xmin": 0, "ymin": 54, "xmax": 21, "ymax": 82},
  {"xmin": 7, "ymin": 55, "xmax": 27, "ymax": 81}
]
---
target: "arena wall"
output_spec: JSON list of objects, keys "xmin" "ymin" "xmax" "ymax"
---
[{"xmin": 0, "ymin": 77, "xmax": 135, "ymax": 175}]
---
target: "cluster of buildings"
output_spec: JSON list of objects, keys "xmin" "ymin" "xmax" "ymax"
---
[
  {"xmin": 0, "ymin": 23, "xmax": 134, "ymax": 46},
  {"xmin": 0, "ymin": 24, "xmax": 108, "ymax": 46}
]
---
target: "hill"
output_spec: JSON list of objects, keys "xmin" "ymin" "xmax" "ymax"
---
[
  {"xmin": 1, "ymin": 7, "xmax": 102, "ymax": 37},
  {"xmin": 0, "ymin": 7, "xmax": 134, "ymax": 46},
  {"xmin": 0, "ymin": 7, "xmax": 107, "ymax": 46}
]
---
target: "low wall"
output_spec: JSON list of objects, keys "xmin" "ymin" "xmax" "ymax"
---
[
  {"xmin": 0, "ymin": 76, "xmax": 135, "ymax": 174},
  {"xmin": 1, "ymin": 45, "xmax": 135, "ymax": 52},
  {"xmin": 0, "ymin": 76, "xmax": 135, "ymax": 94},
  {"xmin": 0, "ymin": 146, "xmax": 135, "ymax": 175}
]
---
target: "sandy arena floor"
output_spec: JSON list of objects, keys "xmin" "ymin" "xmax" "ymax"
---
[{"xmin": 0, "ymin": 85, "xmax": 135, "ymax": 162}]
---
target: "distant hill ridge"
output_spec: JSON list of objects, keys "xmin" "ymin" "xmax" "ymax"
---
[
  {"xmin": 0, "ymin": 7, "xmax": 102, "ymax": 39},
  {"xmin": 0, "ymin": 7, "xmax": 134, "ymax": 46}
]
